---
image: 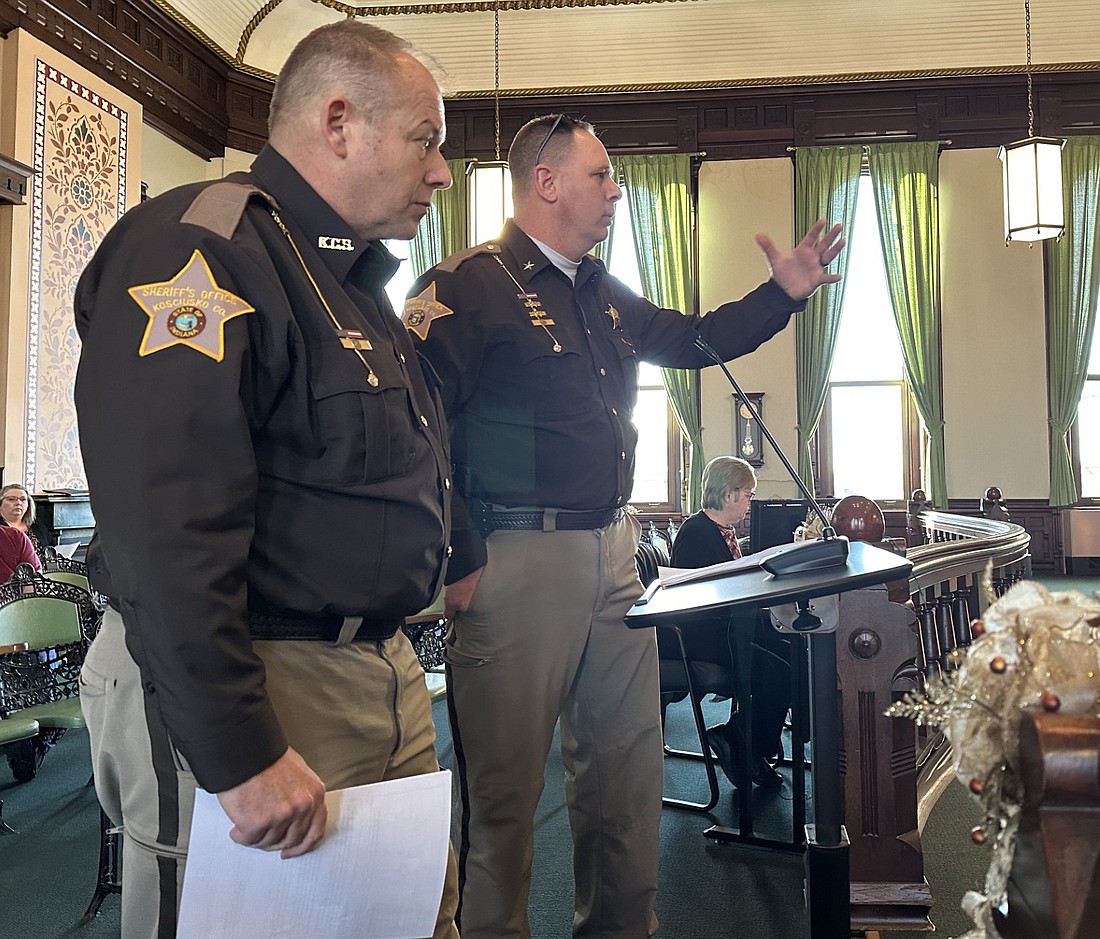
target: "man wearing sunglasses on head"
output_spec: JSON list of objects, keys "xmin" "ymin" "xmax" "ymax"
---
[{"xmin": 404, "ymin": 113, "xmax": 843, "ymax": 939}]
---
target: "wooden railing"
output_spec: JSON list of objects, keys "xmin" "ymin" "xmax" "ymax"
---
[{"xmin": 839, "ymin": 510, "xmax": 1031, "ymax": 933}]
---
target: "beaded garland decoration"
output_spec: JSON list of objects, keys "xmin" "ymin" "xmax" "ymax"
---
[{"xmin": 887, "ymin": 577, "xmax": 1100, "ymax": 939}]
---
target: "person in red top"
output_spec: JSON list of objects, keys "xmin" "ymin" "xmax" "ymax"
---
[{"xmin": 0, "ymin": 525, "xmax": 42, "ymax": 583}]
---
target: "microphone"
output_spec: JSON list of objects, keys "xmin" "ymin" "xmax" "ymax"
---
[{"xmin": 692, "ymin": 334, "xmax": 849, "ymax": 577}]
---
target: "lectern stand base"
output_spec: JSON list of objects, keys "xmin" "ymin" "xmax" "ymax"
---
[
  {"xmin": 805, "ymin": 824, "xmax": 851, "ymax": 939},
  {"xmin": 703, "ymin": 825, "xmax": 804, "ymax": 853}
]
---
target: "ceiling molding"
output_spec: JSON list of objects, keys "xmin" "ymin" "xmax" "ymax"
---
[{"xmin": 4, "ymin": 0, "xmax": 1100, "ymax": 162}]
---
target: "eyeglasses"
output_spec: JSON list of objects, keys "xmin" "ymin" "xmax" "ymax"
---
[
  {"xmin": 532, "ymin": 113, "xmax": 567, "ymax": 166},
  {"xmin": 734, "ymin": 488, "xmax": 756, "ymax": 500}
]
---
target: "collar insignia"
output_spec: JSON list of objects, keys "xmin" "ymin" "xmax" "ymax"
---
[
  {"xmin": 130, "ymin": 250, "xmax": 253, "ymax": 362},
  {"xmin": 402, "ymin": 282, "xmax": 455, "ymax": 340},
  {"xmin": 318, "ymin": 235, "xmax": 354, "ymax": 251},
  {"xmin": 523, "ymin": 260, "xmax": 535, "ymax": 271}
]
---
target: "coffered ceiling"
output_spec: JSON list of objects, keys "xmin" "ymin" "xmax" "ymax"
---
[{"xmin": 152, "ymin": 0, "xmax": 1100, "ymax": 96}]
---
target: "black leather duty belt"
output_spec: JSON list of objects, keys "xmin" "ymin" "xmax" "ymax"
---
[
  {"xmin": 479, "ymin": 506, "xmax": 624, "ymax": 533},
  {"xmin": 247, "ymin": 611, "xmax": 402, "ymax": 643}
]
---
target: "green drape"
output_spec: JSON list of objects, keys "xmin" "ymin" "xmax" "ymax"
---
[
  {"xmin": 793, "ymin": 147, "xmax": 862, "ymax": 491},
  {"xmin": 1047, "ymin": 136, "xmax": 1100, "ymax": 504},
  {"xmin": 410, "ymin": 159, "xmax": 469, "ymax": 276},
  {"xmin": 866, "ymin": 142, "xmax": 946, "ymax": 506},
  {"xmin": 618, "ymin": 154, "xmax": 704, "ymax": 511}
]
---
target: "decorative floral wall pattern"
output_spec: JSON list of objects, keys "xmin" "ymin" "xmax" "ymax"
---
[{"xmin": 27, "ymin": 60, "xmax": 128, "ymax": 490}]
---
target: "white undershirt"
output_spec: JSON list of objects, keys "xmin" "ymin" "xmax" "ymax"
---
[{"xmin": 530, "ymin": 236, "xmax": 581, "ymax": 284}]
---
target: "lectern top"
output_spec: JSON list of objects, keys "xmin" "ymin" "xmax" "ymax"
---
[{"xmin": 625, "ymin": 540, "xmax": 911, "ymax": 628}]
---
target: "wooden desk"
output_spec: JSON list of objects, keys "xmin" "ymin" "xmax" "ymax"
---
[{"xmin": 0, "ymin": 642, "xmax": 29, "ymax": 655}]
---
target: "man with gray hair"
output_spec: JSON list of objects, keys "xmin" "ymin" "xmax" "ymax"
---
[{"xmin": 76, "ymin": 21, "xmax": 457, "ymax": 938}]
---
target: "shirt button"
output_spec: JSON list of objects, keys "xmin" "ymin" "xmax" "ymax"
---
[
  {"xmin": 599, "ymin": 368, "xmax": 606, "ymax": 377},
  {"xmin": 621, "ymin": 451, "xmax": 626, "ymax": 460},
  {"xmin": 399, "ymin": 352, "xmax": 406, "ymax": 364},
  {"xmin": 586, "ymin": 329, "xmax": 591, "ymax": 335},
  {"xmin": 611, "ymin": 408, "xmax": 618, "ymax": 415},
  {"xmin": 420, "ymin": 415, "xmax": 429, "ymax": 426},
  {"xmin": 143, "ymin": 681, "xmax": 156, "ymax": 695},
  {"xmin": 446, "ymin": 546, "xmax": 453, "ymax": 558},
  {"xmin": 444, "ymin": 478, "xmax": 451, "ymax": 489}
]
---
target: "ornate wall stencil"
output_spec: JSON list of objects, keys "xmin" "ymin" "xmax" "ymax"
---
[{"xmin": 27, "ymin": 58, "xmax": 128, "ymax": 490}]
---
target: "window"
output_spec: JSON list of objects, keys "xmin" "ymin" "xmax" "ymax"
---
[
  {"xmin": 383, "ymin": 241, "xmax": 416, "ymax": 313},
  {"xmin": 818, "ymin": 173, "xmax": 918, "ymax": 501},
  {"xmin": 606, "ymin": 191, "xmax": 681, "ymax": 510},
  {"xmin": 1076, "ymin": 315, "xmax": 1100, "ymax": 497}
]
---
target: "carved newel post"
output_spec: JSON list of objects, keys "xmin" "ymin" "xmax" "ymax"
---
[{"xmin": 830, "ymin": 495, "xmax": 930, "ymax": 930}]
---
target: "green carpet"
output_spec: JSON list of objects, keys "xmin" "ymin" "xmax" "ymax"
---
[{"xmin": 1, "ymin": 701, "xmax": 990, "ymax": 939}]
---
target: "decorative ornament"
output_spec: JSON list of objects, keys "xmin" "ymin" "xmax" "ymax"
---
[{"xmin": 886, "ymin": 580, "xmax": 1100, "ymax": 939}]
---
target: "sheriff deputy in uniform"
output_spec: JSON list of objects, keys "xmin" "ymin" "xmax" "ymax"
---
[
  {"xmin": 404, "ymin": 113, "xmax": 843, "ymax": 939},
  {"xmin": 75, "ymin": 22, "xmax": 458, "ymax": 939}
]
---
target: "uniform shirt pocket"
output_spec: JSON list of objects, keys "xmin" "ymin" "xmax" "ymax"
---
[{"xmin": 303, "ymin": 336, "xmax": 419, "ymax": 485}]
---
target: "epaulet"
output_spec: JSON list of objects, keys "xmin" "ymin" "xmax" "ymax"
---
[
  {"xmin": 433, "ymin": 241, "xmax": 502, "ymax": 274},
  {"xmin": 179, "ymin": 181, "xmax": 276, "ymax": 241}
]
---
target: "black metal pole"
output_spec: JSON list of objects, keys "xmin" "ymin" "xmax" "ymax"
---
[{"xmin": 804, "ymin": 630, "xmax": 850, "ymax": 939}]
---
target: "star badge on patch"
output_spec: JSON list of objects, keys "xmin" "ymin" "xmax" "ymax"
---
[
  {"xmin": 402, "ymin": 282, "xmax": 454, "ymax": 340},
  {"xmin": 129, "ymin": 250, "xmax": 254, "ymax": 362}
]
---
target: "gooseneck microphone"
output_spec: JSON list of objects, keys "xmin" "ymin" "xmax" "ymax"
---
[{"xmin": 692, "ymin": 334, "xmax": 849, "ymax": 577}]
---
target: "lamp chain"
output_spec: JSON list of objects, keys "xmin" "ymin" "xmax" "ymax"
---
[
  {"xmin": 1024, "ymin": 0, "xmax": 1034, "ymax": 138},
  {"xmin": 493, "ymin": 5, "xmax": 502, "ymax": 161}
]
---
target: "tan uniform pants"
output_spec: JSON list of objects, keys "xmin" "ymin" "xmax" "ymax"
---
[
  {"xmin": 446, "ymin": 514, "xmax": 662, "ymax": 939},
  {"xmin": 80, "ymin": 607, "xmax": 459, "ymax": 939}
]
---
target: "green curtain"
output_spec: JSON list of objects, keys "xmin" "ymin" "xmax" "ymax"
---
[
  {"xmin": 1047, "ymin": 136, "xmax": 1100, "ymax": 505},
  {"xmin": 793, "ymin": 146, "xmax": 862, "ymax": 491},
  {"xmin": 618, "ymin": 154, "xmax": 704, "ymax": 511},
  {"xmin": 866, "ymin": 142, "xmax": 946, "ymax": 506},
  {"xmin": 410, "ymin": 159, "xmax": 470, "ymax": 276}
]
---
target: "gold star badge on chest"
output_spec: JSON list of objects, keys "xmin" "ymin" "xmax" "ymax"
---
[
  {"xmin": 402, "ymin": 282, "xmax": 455, "ymax": 340},
  {"xmin": 130, "ymin": 250, "xmax": 254, "ymax": 362}
]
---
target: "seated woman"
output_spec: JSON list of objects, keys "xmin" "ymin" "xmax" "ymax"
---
[
  {"xmin": 0, "ymin": 484, "xmax": 48, "ymax": 564},
  {"xmin": 670, "ymin": 456, "xmax": 789, "ymax": 789}
]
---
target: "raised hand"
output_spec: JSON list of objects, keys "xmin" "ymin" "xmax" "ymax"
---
[{"xmin": 754, "ymin": 219, "xmax": 845, "ymax": 301}]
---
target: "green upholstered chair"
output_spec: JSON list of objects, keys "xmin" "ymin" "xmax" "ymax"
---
[
  {"xmin": 43, "ymin": 569, "xmax": 92, "ymax": 593},
  {"xmin": 0, "ymin": 712, "xmax": 40, "ymax": 833},
  {"xmin": 0, "ymin": 576, "xmax": 91, "ymax": 780}
]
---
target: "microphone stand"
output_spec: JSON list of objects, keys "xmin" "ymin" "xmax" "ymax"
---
[
  {"xmin": 692, "ymin": 335, "xmax": 848, "ymax": 578},
  {"xmin": 688, "ymin": 335, "xmax": 865, "ymax": 938}
]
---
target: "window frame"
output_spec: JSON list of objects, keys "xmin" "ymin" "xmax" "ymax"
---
[{"xmin": 816, "ymin": 378, "xmax": 922, "ymax": 502}]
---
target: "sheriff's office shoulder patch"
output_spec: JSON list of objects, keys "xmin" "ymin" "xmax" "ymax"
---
[
  {"xmin": 403, "ymin": 283, "xmax": 454, "ymax": 341},
  {"xmin": 129, "ymin": 250, "xmax": 254, "ymax": 362}
]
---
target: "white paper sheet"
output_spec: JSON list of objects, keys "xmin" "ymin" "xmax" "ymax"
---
[
  {"xmin": 177, "ymin": 771, "xmax": 452, "ymax": 939},
  {"xmin": 54, "ymin": 541, "xmax": 80, "ymax": 558}
]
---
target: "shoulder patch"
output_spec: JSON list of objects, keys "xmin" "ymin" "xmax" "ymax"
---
[
  {"xmin": 403, "ymin": 283, "xmax": 454, "ymax": 341},
  {"xmin": 179, "ymin": 182, "xmax": 277, "ymax": 241},
  {"xmin": 434, "ymin": 241, "xmax": 501, "ymax": 274},
  {"xmin": 129, "ymin": 249, "xmax": 254, "ymax": 362}
]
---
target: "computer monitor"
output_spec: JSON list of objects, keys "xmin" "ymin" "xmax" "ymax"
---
[{"xmin": 748, "ymin": 498, "xmax": 837, "ymax": 554}]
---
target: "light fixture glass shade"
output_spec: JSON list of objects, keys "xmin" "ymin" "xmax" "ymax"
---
[
  {"xmin": 998, "ymin": 136, "xmax": 1065, "ymax": 242},
  {"xmin": 468, "ymin": 160, "xmax": 513, "ymax": 245}
]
